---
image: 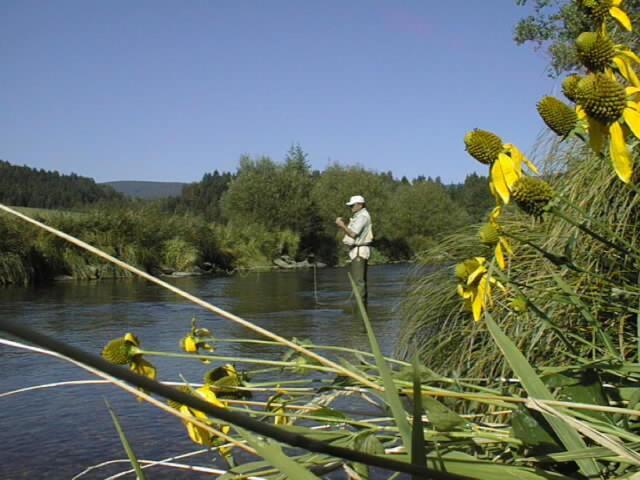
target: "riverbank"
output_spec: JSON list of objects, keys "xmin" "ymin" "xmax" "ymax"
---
[
  {"xmin": 0, "ymin": 206, "xmax": 315, "ymax": 286},
  {"xmin": 0, "ymin": 206, "xmax": 403, "ymax": 286}
]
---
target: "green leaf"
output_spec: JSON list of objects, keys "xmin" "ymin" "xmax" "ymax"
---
[
  {"xmin": 349, "ymin": 273, "xmax": 412, "ymax": 450},
  {"xmin": 520, "ymin": 442, "xmax": 640, "ymax": 463},
  {"xmin": 305, "ymin": 406, "xmax": 347, "ymax": 420},
  {"xmin": 277, "ymin": 424, "xmax": 353, "ymax": 443},
  {"xmin": 352, "ymin": 430, "xmax": 385, "ymax": 480},
  {"xmin": 484, "ymin": 312, "xmax": 601, "ymax": 477},
  {"xmin": 511, "ymin": 406, "xmax": 561, "ymax": 452},
  {"xmin": 236, "ymin": 427, "xmax": 320, "ymax": 480},
  {"xmin": 411, "ymin": 355, "xmax": 426, "ymax": 480},
  {"xmin": 104, "ymin": 399, "xmax": 147, "ymax": 480},
  {"xmin": 553, "ymin": 370, "xmax": 612, "ymax": 424},
  {"xmin": 219, "ymin": 452, "xmax": 337, "ymax": 479},
  {"xmin": 426, "ymin": 450, "xmax": 573, "ymax": 480},
  {"xmin": 422, "ymin": 397, "xmax": 467, "ymax": 432}
]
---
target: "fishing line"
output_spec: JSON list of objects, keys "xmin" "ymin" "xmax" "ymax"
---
[{"xmin": 312, "ymin": 262, "xmax": 354, "ymax": 307}]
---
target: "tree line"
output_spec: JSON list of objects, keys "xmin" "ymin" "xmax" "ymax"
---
[
  {"xmin": 162, "ymin": 145, "xmax": 493, "ymax": 263},
  {"xmin": 0, "ymin": 148, "xmax": 492, "ymax": 285},
  {"xmin": 0, "ymin": 160, "xmax": 123, "ymax": 208}
]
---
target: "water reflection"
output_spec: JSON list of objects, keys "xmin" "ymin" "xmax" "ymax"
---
[{"xmin": 0, "ymin": 263, "xmax": 411, "ymax": 479}]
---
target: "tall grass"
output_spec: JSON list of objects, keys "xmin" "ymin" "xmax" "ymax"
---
[{"xmin": 398, "ymin": 136, "xmax": 640, "ymax": 382}]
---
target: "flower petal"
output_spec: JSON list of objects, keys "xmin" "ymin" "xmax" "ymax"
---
[
  {"xmin": 490, "ymin": 159, "xmax": 510, "ymax": 204},
  {"xmin": 586, "ymin": 116, "xmax": 606, "ymax": 154},
  {"xmin": 467, "ymin": 265, "xmax": 487, "ymax": 285},
  {"xmin": 576, "ymin": 105, "xmax": 587, "ymax": 120},
  {"xmin": 623, "ymin": 106, "xmax": 640, "ymax": 139},
  {"xmin": 627, "ymin": 101, "xmax": 640, "ymax": 111},
  {"xmin": 610, "ymin": 6, "xmax": 632, "ymax": 31},
  {"xmin": 489, "ymin": 206, "xmax": 502, "ymax": 222},
  {"xmin": 506, "ymin": 143, "xmax": 538, "ymax": 174},
  {"xmin": 124, "ymin": 333, "xmax": 140, "ymax": 347},
  {"xmin": 491, "ymin": 153, "xmax": 521, "ymax": 204},
  {"xmin": 457, "ymin": 284, "xmax": 472, "ymax": 299},
  {"xmin": 609, "ymin": 122, "xmax": 633, "ymax": 183},
  {"xmin": 500, "ymin": 236, "xmax": 513, "ymax": 255},
  {"xmin": 495, "ymin": 242, "xmax": 505, "ymax": 270},
  {"xmin": 472, "ymin": 277, "xmax": 490, "ymax": 322},
  {"xmin": 130, "ymin": 358, "xmax": 157, "ymax": 380},
  {"xmin": 179, "ymin": 405, "xmax": 212, "ymax": 446},
  {"xmin": 196, "ymin": 386, "xmax": 226, "ymax": 408},
  {"xmin": 613, "ymin": 56, "xmax": 640, "ymax": 87},
  {"xmin": 618, "ymin": 48, "xmax": 640, "ymax": 65}
]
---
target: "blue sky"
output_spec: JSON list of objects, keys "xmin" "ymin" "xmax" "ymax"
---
[{"xmin": 1, "ymin": 1, "xmax": 559, "ymax": 184}]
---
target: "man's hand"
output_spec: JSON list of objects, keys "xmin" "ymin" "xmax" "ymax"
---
[{"xmin": 335, "ymin": 217, "xmax": 346, "ymax": 228}]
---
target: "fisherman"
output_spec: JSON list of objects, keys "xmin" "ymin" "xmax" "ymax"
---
[{"xmin": 335, "ymin": 195, "xmax": 373, "ymax": 302}]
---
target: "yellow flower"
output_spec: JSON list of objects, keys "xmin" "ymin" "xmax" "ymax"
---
[
  {"xmin": 489, "ymin": 144, "xmax": 539, "ymax": 204},
  {"xmin": 181, "ymin": 335, "xmax": 198, "ymax": 353},
  {"xmin": 463, "ymin": 130, "xmax": 539, "ymax": 204},
  {"xmin": 101, "ymin": 332, "xmax": 153, "ymax": 375},
  {"xmin": 273, "ymin": 405, "xmax": 290, "ymax": 426},
  {"xmin": 102, "ymin": 332, "xmax": 157, "ymax": 400},
  {"xmin": 456, "ymin": 257, "xmax": 502, "ymax": 321},
  {"xmin": 101, "ymin": 337, "xmax": 133, "ymax": 365},
  {"xmin": 609, "ymin": 0, "xmax": 632, "ymax": 30},
  {"xmin": 580, "ymin": 0, "xmax": 632, "ymax": 32},
  {"xmin": 123, "ymin": 332, "xmax": 140, "ymax": 346},
  {"xmin": 130, "ymin": 357, "xmax": 157, "ymax": 380},
  {"xmin": 180, "ymin": 320, "xmax": 215, "ymax": 360},
  {"xmin": 266, "ymin": 390, "xmax": 291, "ymax": 426},
  {"xmin": 179, "ymin": 404, "xmax": 212, "ymax": 446},
  {"xmin": 484, "ymin": 207, "xmax": 513, "ymax": 270},
  {"xmin": 575, "ymin": 73, "xmax": 640, "ymax": 182},
  {"xmin": 179, "ymin": 386, "xmax": 232, "ymax": 456},
  {"xmin": 204, "ymin": 364, "xmax": 247, "ymax": 398},
  {"xmin": 575, "ymin": 31, "xmax": 640, "ymax": 86}
]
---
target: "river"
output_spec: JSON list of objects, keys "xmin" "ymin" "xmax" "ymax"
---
[{"xmin": 0, "ymin": 263, "xmax": 412, "ymax": 479}]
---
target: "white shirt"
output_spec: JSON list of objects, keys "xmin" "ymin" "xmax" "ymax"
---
[{"xmin": 342, "ymin": 208, "xmax": 373, "ymax": 260}]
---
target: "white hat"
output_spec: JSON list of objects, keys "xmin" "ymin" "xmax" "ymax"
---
[{"xmin": 346, "ymin": 195, "xmax": 366, "ymax": 206}]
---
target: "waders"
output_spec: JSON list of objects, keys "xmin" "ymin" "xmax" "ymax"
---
[{"xmin": 350, "ymin": 256, "xmax": 368, "ymax": 303}]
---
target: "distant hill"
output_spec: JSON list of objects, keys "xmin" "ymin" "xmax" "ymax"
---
[
  {"xmin": 102, "ymin": 181, "xmax": 187, "ymax": 199},
  {"xmin": 0, "ymin": 160, "xmax": 123, "ymax": 209}
]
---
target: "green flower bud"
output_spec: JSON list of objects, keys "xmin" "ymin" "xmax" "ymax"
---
[
  {"xmin": 510, "ymin": 295, "xmax": 529, "ymax": 313},
  {"xmin": 478, "ymin": 223, "xmax": 499, "ymax": 245},
  {"xmin": 579, "ymin": 0, "xmax": 612, "ymax": 22},
  {"xmin": 575, "ymin": 73, "xmax": 626, "ymax": 124},
  {"xmin": 464, "ymin": 129, "xmax": 503, "ymax": 165},
  {"xmin": 537, "ymin": 96, "xmax": 578, "ymax": 137},
  {"xmin": 101, "ymin": 338, "xmax": 132, "ymax": 365},
  {"xmin": 454, "ymin": 258, "xmax": 481, "ymax": 282},
  {"xmin": 562, "ymin": 75, "xmax": 582, "ymax": 103},
  {"xmin": 512, "ymin": 177, "xmax": 554, "ymax": 218},
  {"xmin": 576, "ymin": 32, "xmax": 614, "ymax": 71}
]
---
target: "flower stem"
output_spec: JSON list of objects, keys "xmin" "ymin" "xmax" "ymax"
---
[{"xmin": 135, "ymin": 349, "xmax": 343, "ymax": 374}]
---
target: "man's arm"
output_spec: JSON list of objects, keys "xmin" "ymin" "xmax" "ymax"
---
[
  {"xmin": 336, "ymin": 215, "xmax": 366, "ymax": 239},
  {"xmin": 335, "ymin": 217, "xmax": 357, "ymax": 238}
]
